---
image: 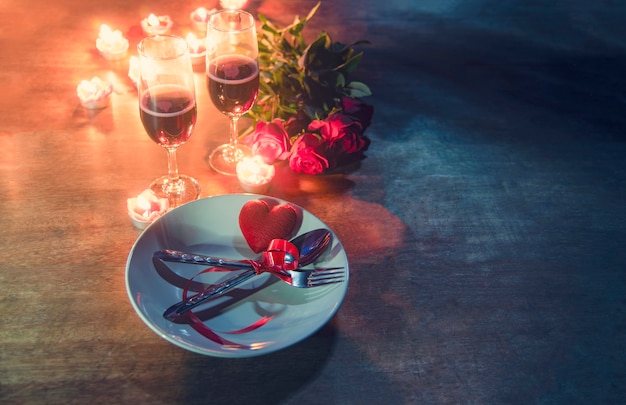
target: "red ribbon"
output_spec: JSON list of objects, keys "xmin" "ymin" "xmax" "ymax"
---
[
  {"xmin": 246, "ymin": 238, "xmax": 299, "ymax": 274},
  {"xmin": 181, "ymin": 239, "xmax": 299, "ymax": 350}
]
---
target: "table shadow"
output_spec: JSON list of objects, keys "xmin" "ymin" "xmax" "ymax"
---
[
  {"xmin": 127, "ymin": 319, "xmax": 338, "ymax": 404},
  {"xmin": 180, "ymin": 321, "xmax": 338, "ymax": 404}
]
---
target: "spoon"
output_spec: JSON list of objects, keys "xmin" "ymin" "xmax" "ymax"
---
[
  {"xmin": 162, "ymin": 229, "xmax": 333, "ymax": 322},
  {"xmin": 154, "ymin": 228, "xmax": 331, "ymax": 270}
]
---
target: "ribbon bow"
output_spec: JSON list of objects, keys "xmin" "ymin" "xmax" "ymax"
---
[{"xmin": 246, "ymin": 238, "xmax": 299, "ymax": 274}]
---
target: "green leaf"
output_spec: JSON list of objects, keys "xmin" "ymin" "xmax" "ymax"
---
[
  {"xmin": 253, "ymin": 1, "xmax": 371, "ymax": 125},
  {"xmin": 336, "ymin": 73, "xmax": 346, "ymax": 88},
  {"xmin": 346, "ymin": 82, "xmax": 372, "ymax": 98},
  {"xmin": 336, "ymin": 52, "xmax": 363, "ymax": 74},
  {"xmin": 305, "ymin": 2, "xmax": 322, "ymax": 21}
]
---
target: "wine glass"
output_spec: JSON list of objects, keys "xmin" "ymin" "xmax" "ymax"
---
[
  {"xmin": 137, "ymin": 35, "xmax": 200, "ymax": 207},
  {"xmin": 206, "ymin": 9, "xmax": 259, "ymax": 175}
]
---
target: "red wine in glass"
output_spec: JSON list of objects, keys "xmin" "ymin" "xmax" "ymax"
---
[
  {"xmin": 137, "ymin": 34, "xmax": 200, "ymax": 207},
  {"xmin": 140, "ymin": 84, "xmax": 197, "ymax": 147},
  {"xmin": 207, "ymin": 55, "xmax": 259, "ymax": 116},
  {"xmin": 205, "ymin": 9, "xmax": 258, "ymax": 176}
]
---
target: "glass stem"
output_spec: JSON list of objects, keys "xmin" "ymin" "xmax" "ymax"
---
[
  {"xmin": 229, "ymin": 116, "xmax": 239, "ymax": 148},
  {"xmin": 166, "ymin": 147, "xmax": 180, "ymax": 181}
]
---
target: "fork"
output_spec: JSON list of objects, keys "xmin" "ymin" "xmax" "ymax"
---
[{"xmin": 163, "ymin": 266, "xmax": 345, "ymax": 322}]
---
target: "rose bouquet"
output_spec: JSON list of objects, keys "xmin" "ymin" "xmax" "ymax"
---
[{"xmin": 243, "ymin": 2, "xmax": 373, "ymax": 175}]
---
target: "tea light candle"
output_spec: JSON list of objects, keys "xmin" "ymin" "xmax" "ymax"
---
[
  {"xmin": 95, "ymin": 24, "xmax": 129, "ymax": 61},
  {"xmin": 190, "ymin": 7, "xmax": 214, "ymax": 33},
  {"xmin": 76, "ymin": 77, "xmax": 113, "ymax": 109},
  {"xmin": 236, "ymin": 156, "xmax": 275, "ymax": 193},
  {"xmin": 141, "ymin": 13, "xmax": 173, "ymax": 36},
  {"xmin": 128, "ymin": 56, "xmax": 139, "ymax": 87},
  {"xmin": 127, "ymin": 189, "xmax": 169, "ymax": 230},
  {"xmin": 186, "ymin": 33, "xmax": 206, "ymax": 68},
  {"xmin": 220, "ymin": 0, "xmax": 248, "ymax": 9}
]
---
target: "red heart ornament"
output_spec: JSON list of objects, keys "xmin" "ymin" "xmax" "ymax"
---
[{"xmin": 239, "ymin": 200, "xmax": 298, "ymax": 253}]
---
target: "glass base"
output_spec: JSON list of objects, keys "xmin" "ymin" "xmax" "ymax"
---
[
  {"xmin": 150, "ymin": 175, "xmax": 201, "ymax": 208},
  {"xmin": 209, "ymin": 143, "xmax": 251, "ymax": 176}
]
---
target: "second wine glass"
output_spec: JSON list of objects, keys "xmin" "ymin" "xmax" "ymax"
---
[{"xmin": 206, "ymin": 9, "xmax": 259, "ymax": 175}]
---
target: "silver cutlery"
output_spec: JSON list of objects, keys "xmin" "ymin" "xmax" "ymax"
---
[
  {"xmin": 163, "ymin": 266, "xmax": 345, "ymax": 322},
  {"xmin": 154, "ymin": 228, "xmax": 331, "ymax": 270},
  {"xmin": 160, "ymin": 229, "xmax": 345, "ymax": 322}
]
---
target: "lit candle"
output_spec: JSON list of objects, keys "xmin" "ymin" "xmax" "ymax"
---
[
  {"xmin": 141, "ymin": 13, "xmax": 173, "ymax": 36},
  {"xmin": 95, "ymin": 24, "xmax": 129, "ymax": 61},
  {"xmin": 127, "ymin": 189, "xmax": 169, "ymax": 230},
  {"xmin": 190, "ymin": 7, "xmax": 215, "ymax": 33},
  {"xmin": 76, "ymin": 76, "xmax": 113, "ymax": 109},
  {"xmin": 127, "ymin": 56, "xmax": 139, "ymax": 87},
  {"xmin": 185, "ymin": 33, "xmax": 206, "ymax": 68},
  {"xmin": 236, "ymin": 156, "xmax": 276, "ymax": 194},
  {"xmin": 219, "ymin": 0, "xmax": 248, "ymax": 9}
]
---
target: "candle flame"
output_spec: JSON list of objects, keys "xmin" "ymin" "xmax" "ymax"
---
[
  {"xmin": 195, "ymin": 7, "xmax": 209, "ymax": 20},
  {"xmin": 99, "ymin": 24, "xmax": 113, "ymax": 38},
  {"xmin": 76, "ymin": 77, "xmax": 112, "ymax": 102},
  {"xmin": 237, "ymin": 156, "xmax": 275, "ymax": 186},
  {"xmin": 185, "ymin": 33, "xmax": 203, "ymax": 53},
  {"xmin": 136, "ymin": 195, "xmax": 152, "ymax": 213},
  {"xmin": 97, "ymin": 23, "xmax": 127, "ymax": 56},
  {"xmin": 98, "ymin": 24, "xmax": 124, "ymax": 43},
  {"xmin": 79, "ymin": 80, "xmax": 97, "ymax": 94},
  {"xmin": 147, "ymin": 13, "xmax": 160, "ymax": 27},
  {"xmin": 127, "ymin": 189, "xmax": 169, "ymax": 227}
]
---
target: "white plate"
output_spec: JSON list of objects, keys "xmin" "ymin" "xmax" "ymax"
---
[{"xmin": 125, "ymin": 194, "xmax": 349, "ymax": 357}]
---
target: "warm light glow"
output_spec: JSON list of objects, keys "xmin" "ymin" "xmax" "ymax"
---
[
  {"xmin": 127, "ymin": 189, "xmax": 169, "ymax": 229},
  {"xmin": 236, "ymin": 156, "xmax": 275, "ymax": 192},
  {"xmin": 190, "ymin": 7, "xmax": 215, "ymax": 32},
  {"xmin": 96, "ymin": 24, "xmax": 128, "ymax": 54},
  {"xmin": 76, "ymin": 76, "xmax": 113, "ymax": 109},
  {"xmin": 78, "ymin": 80, "xmax": 97, "ymax": 97},
  {"xmin": 185, "ymin": 33, "xmax": 204, "ymax": 54},
  {"xmin": 194, "ymin": 7, "xmax": 209, "ymax": 21},
  {"xmin": 147, "ymin": 13, "xmax": 160, "ymax": 28},
  {"xmin": 99, "ymin": 24, "xmax": 114, "ymax": 41},
  {"xmin": 220, "ymin": 0, "xmax": 248, "ymax": 10},
  {"xmin": 127, "ymin": 56, "xmax": 139, "ymax": 85},
  {"xmin": 185, "ymin": 33, "xmax": 206, "ymax": 67},
  {"xmin": 141, "ymin": 14, "xmax": 173, "ymax": 35},
  {"xmin": 136, "ymin": 195, "xmax": 152, "ymax": 215}
]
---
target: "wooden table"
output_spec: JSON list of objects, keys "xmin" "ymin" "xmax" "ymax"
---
[{"xmin": 2, "ymin": 0, "xmax": 625, "ymax": 403}]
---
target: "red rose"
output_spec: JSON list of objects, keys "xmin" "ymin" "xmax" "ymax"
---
[
  {"xmin": 243, "ymin": 119, "xmax": 292, "ymax": 164},
  {"xmin": 323, "ymin": 140, "xmax": 369, "ymax": 169},
  {"xmin": 309, "ymin": 113, "xmax": 369, "ymax": 154},
  {"xmin": 288, "ymin": 134, "xmax": 329, "ymax": 175},
  {"xmin": 341, "ymin": 97, "xmax": 374, "ymax": 129},
  {"xmin": 284, "ymin": 110, "xmax": 311, "ymax": 136}
]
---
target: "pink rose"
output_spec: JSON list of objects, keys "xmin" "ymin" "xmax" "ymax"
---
[
  {"xmin": 288, "ymin": 134, "xmax": 329, "ymax": 175},
  {"xmin": 341, "ymin": 97, "xmax": 374, "ymax": 129},
  {"xmin": 243, "ymin": 119, "xmax": 292, "ymax": 164}
]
